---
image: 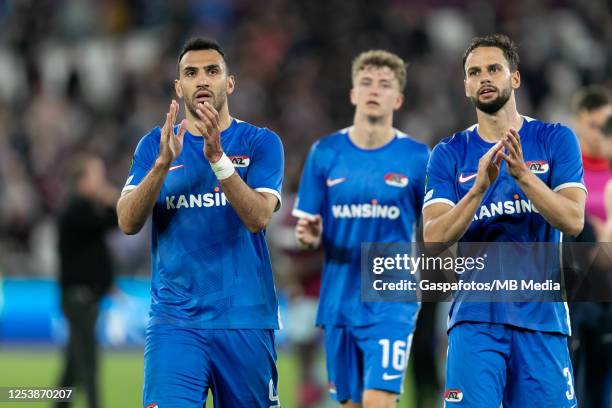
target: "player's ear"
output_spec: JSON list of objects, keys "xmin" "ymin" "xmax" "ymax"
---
[
  {"xmin": 511, "ymin": 69, "xmax": 520, "ymax": 89},
  {"xmin": 350, "ymin": 88, "xmax": 357, "ymax": 107},
  {"xmin": 175, "ymin": 79, "xmax": 183, "ymax": 98},
  {"xmin": 464, "ymin": 78, "xmax": 469, "ymax": 98},
  {"xmin": 226, "ymin": 75, "xmax": 235, "ymax": 96},
  {"xmin": 394, "ymin": 93, "xmax": 404, "ymax": 110}
]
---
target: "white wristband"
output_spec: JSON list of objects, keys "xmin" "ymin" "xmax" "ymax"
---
[{"xmin": 210, "ymin": 153, "xmax": 235, "ymax": 180}]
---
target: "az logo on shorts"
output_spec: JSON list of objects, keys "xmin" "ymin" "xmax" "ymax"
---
[
  {"xmin": 444, "ymin": 389, "xmax": 463, "ymax": 402},
  {"xmin": 144, "ymin": 404, "xmax": 158, "ymax": 408}
]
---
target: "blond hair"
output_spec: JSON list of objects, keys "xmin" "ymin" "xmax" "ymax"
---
[{"xmin": 351, "ymin": 50, "xmax": 407, "ymax": 91}]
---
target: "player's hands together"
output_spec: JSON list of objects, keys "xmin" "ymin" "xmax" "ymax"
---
[
  {"xmin": 158, "ymin": 100, "xmax": 187, "ymax": 167},
  {"xmin": 194, "ymin": 102, "xmax": 224, "ymax": 163},
  {"xmin": 499, "ymin": 128, "xmax": 529, "ymax": 181},
  {"xmin": 472, "ymin": 140, "xmax": 504, "ymax": 195},
  {"xmin": 295, "ymin": 215, "xmax": 323, "ymax": 250}
]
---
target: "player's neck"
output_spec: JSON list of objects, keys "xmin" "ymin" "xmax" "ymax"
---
[
  {"xmin": 350, "ymin": 114, "xmax": 395, "ymax": 149},
  {"xmin": 476, "ymin": 98, "xmax": 523, "ymax": 142},
  {"xmin": 184, "ymin": 104, "xmax": 232, "ymax": 136}
]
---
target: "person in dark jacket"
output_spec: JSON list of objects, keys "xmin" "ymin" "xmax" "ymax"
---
[{"xmin": 56, "ymin": 153, "xmax": 118, "ymax": 408}]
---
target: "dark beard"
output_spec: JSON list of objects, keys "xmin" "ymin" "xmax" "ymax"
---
[{"xmin": 470, "ymin": 86, "xmax": 512, "ymax": 114}]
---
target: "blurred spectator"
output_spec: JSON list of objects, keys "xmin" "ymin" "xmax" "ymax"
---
[
  {"xmin": 573, "ymin": 86, "xmax": 612, "ymax": 235},
  {"xmin": 56, "ymin": 153, "xmax": 118, "ymax": 408},
  {"xmin": 602, "ymin": 115, "xmax": 612, "ymax": 242},
  {"xmin": 567, "ymin": 86, "xmax": 612, "ymax": 408}
]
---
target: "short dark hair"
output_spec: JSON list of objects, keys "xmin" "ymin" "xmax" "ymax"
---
[
  {"xmin": 177, "ymin": 37, "xmax": 227, "ymax": 71},
  {"xmin": 573, "ymin": 86, "xmax": 611, "ymax": 113},
  {"xmin": 462, "ymin": 34, "xmax": 519, "ymax": 77},
  {"xmin": 603, "ymin": 115, "xmax": 612, "ymax": 138}
]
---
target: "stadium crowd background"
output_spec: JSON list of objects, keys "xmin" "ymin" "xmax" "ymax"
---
[
  {"xmin": 1, "ymin": 0, "xmax": 610, "ymax": 276},
  {"xmin": 0, "ymin": 0, "xmax": 610, "ymax": 406}
]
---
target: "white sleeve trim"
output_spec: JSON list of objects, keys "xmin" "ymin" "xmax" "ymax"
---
[
  {"xmin": 277, "ymin": 307, "xmax": 283, "ymax": 331},
  {"xmin": 121, "ymin": 185, "xmax": 138, "ymax": 195},
  {"xmin": 422, "ymin": 198, "xmax": 456, "ymax": 210},
  {"xmin": 291, "ymin": 208, "xmax": 318, "ymax": 220},
  {"xmin": 553, "ymin": 182, "xmax": 588, "ymax": 194},
  {"xmin": 255, "ymin": 188, "xmax": 282, "ymax": 211}
]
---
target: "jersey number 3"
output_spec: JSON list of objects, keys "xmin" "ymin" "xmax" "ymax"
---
[{"xmin": 563, "ymin": 367, "xmax": 575, "ymax": 400}]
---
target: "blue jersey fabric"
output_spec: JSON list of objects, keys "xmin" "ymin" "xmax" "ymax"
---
[
  {"xmin": 423, "ymin": 116, "xmax": 586, "ymax": 335},
  {"xmin": 293, "ymin": 127, "xmax": 430, "ymax": 326},
  {"xmin": 123, "ymin": 118, "xmax": 284, "ymax": 329}
]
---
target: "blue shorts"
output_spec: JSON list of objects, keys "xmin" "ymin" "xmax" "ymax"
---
[
  {"xmin": 323, "ymin": 322, "xmax": 415, "ymax": 403},
  {"xmin": 444, "ymin": 322, "xmax": 577, "ymax": 408},
  {"xmin": 142, "ymin": 324, "xmax": 279, "ymax": 408}
]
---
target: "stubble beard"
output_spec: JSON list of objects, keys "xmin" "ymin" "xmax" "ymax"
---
[{"xmin": 185, "ymin": 91, "xmax": 227, "ymax": 119}]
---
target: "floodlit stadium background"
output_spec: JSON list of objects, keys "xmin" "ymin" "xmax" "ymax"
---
[{"xmin": 0, "ymin": 1, "xmax": 610, "ymax": 407}]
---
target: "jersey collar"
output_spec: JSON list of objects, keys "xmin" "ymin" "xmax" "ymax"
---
[
  {"xmin": 471, "ymin": 115, "xmax": 530, "ymax": 147},
  {"xmin": 184, "ymin": 117, "xmax": 237, "ymax": 141}
]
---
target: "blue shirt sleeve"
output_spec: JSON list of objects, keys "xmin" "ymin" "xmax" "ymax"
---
[
  {"xmin": 292, "ymin": 141, "xmax": 326, "ymax": 219},
  {"xmin": 423, "ymin": 142, "xmax": 458, "ymax": 210},
  {"xmin": 246, "ymin": 128, "xmax": 285, "ymax": 211},
  {"xmin": 547, "ymin": 124, "xmax": 586, "ymax": 193},
  {"xmin": 122, "ymin": 127, "xmax": 160, "ymax": 194}
]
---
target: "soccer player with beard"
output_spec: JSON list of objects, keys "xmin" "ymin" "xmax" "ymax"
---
[
  {"xmin": 117, "ymin": 37, "xmax": 284, "ymax": 407},
  {"xmin": 294, "ymin": 50, "xmax": 429, "ymax": 407},
  {"xmin": 422, "ymin": 35, "xmax": 586, "ymax": 407}
]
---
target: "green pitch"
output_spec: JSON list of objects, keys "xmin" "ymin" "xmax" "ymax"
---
[{"xmin": 0, "ymin": 349, "xmax": 420, "ymax": 407}]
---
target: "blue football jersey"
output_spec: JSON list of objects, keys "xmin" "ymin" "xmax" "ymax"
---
[
  {"xmin": 293, "ymin": 127, "xmax": 430, "ymax": 327},
  {"xmin": 423, "ymin": 116, "xmax": 586, "ymax": 335},
  {"xmin": 123, "ymin": 118, "xmax": 284, "ymax": 329}
]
